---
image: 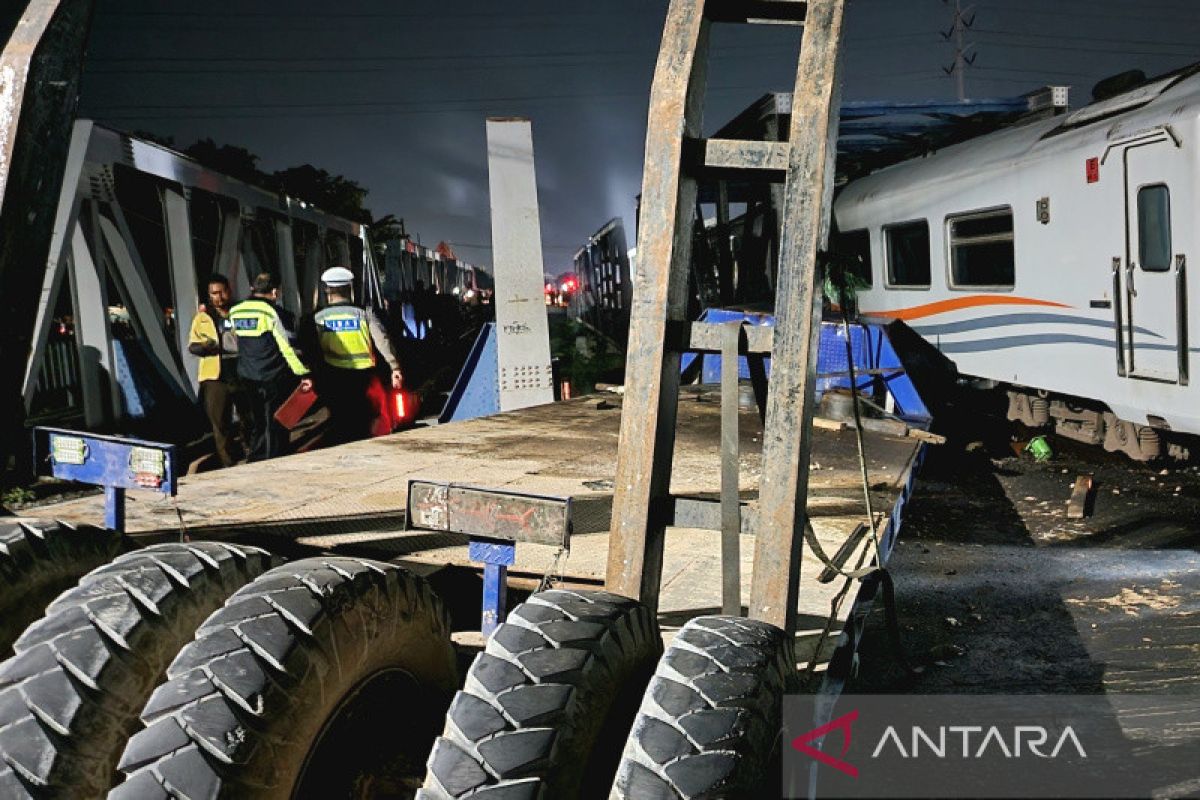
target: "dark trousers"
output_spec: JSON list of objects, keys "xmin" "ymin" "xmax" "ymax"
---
[
  {"xmin": 201, "ymin": 379, "xmax": 249, "ymax": 467},
  {"xmin": 243, "ymin": 376, "xmax": 295, "ymax": 461},
  {"xmin": 322, "ymin": 367, "xmax": 387, "ymax": 445}
]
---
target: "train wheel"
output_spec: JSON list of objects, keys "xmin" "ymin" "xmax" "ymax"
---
[
  {"xmin": 0, "ymin": 542, "xmax": 275, "ymax": 798},
  {"xmin": 112, "ymin": 557, "xmax": 457, "ymax": 799},
  {"xmin": 609, "ymin": 616, "xmax": 796, "ymax": 799},
  {"xmin": 0, "ymin": 519, "xmax": 128, "ymax": 657},
  {"xmin": 419, "ymin": 589, "xmax": 660, "ymax": 800}
]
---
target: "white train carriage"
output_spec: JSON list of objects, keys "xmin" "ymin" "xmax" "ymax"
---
[{"xmin": 834, "ymin": 66, "xmax": 1200, "ymax": 460}]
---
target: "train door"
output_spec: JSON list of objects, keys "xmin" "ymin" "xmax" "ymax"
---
[{"xmin": 1120, "ymin": 133, "xmax": 1186, "ymax": 383}]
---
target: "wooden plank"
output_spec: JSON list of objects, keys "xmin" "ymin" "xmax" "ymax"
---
[
  {"xmin": 605, "ymin": 0, "xmax": 709, "ymax": 611},
  {"xmin": 1067, "ymin": 474, "xmax": 1095, "ymax": 519},
  {"xmin": 688, "ymin": 320, "xmax": 773, "ymax": 353},
  {"xmin": 697, "ymin": 138, "xmax": 789, "ymax": 173},
  {"xmin": 748, "ymin": 0, "xmax": 848, "ymax": 634},
  {"xmin": 707, "ymin": 0, "xmax": 808, "ymax": 24},
  {"xmin": 720, "ymin": 323, "xmax": 742, "ymax": 615}
]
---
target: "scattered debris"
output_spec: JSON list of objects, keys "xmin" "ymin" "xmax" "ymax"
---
[
  {"xmin": 930, "ymin": 643, "xmax": 966, "ymax": 661},
  {"xmin": 1066, "ymin": 586, "xmax": 1182, "ymax": 617},
  {"xmin": 1025, "ymin": 436, "xmax": 1052, "ymax": 462},
  {"xmin": 945, "ymin": 616, "xmax": 961, "ymax": 627},
  {"xmin": 1067, "ymin": 474, "xmax": 1094, "ymax": 519}
]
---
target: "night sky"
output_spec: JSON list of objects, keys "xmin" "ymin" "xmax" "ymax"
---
[{"xmin": 77, "ymin": 0, "xmax": 1200, "ymax": 272}]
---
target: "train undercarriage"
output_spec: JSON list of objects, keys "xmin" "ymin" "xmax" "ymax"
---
[{"xmin": 1005, "ymin": 386, "xmax": 1189, "ymax": 462}]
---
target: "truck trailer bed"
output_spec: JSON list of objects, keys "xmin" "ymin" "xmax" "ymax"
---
[{"xmin": 30, "ymin": 388, "xmax": 924, "ymax": 682}]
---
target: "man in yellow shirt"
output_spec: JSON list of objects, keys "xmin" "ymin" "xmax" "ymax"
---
[{"xmin": 187, "ymin": 274, "xmax": 248, "ymax": 467}]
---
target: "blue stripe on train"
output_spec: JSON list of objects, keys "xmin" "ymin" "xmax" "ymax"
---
[
  {"xmin": 933, "ymin": 333, "xmax": 1200, "ymax": 354},
  {"xmin": 912, "ymin": 312, "xmax": 1163, "ymax": 340}
]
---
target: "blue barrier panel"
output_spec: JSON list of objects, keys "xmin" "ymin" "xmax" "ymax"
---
[
  {"xmin": 33, "ymin": 427, "xmax": 178, "ymax": 531},
  {"xmin": 440, "ymin": 322, "xmax": 500, "ymax": 423},
  {"xmin": 681, "ymin": 310, "xmax": 930, "ymax": 424}
]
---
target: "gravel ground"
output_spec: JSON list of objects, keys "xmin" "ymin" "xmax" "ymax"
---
[{"xmin": 849, "ymin": 398, "xmax": 1200, "ymax": 695}]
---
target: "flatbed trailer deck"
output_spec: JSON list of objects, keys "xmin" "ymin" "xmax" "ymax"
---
[{"xmin": 29, "ymin": 387, "xmax": 925, "ymax": 684}]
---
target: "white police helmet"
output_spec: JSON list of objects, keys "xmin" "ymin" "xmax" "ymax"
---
[{"xmin": 321, "ymin": 266, "xmax": 354, "ymax": 287}]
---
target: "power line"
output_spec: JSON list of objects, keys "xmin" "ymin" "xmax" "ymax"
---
[
  {"xmin": 79, "ymin": 83, "xmax": 774, "ymax": 122},
  {"xmin": 981, "ymin": 0, "xmax": 1200, "ymax": 22},
  {"xmin": 966, "ymin": 37, "xmax": 1199, "ymax": 58},
  {"xmin": 95, "ymin": 9, "xmax": 627, "ymax": 20},
  {"xmin": 972, "ymin": 26, "xmax": 1200, "ymax": 50},
  {"xmin": 969, "ymin": 65, "xmax": 1097, "ymax": 80},
  {"xmin": 84, "ymin": 33, "xmax": 929, "ymax": 70}
]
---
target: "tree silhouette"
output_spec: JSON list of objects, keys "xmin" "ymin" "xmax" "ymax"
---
[
  {"xmin": 185, "ymin": 139, "xmax": 268, "ymax": 186},
  {"xmin": 274, "ymin": 164, "xmax": 371, "ymax": 223},
  {"xmin": 165, "ymin": 137, "xmax": 398, "ymax": 232}
]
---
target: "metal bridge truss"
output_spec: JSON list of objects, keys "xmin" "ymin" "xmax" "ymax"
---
[
  {"xmin": 571, "ymin": 218, "xmax": 633, "ymax": 348},
  {"xmin": 22, "ymin": 120, "xmax": 371, "ymax": 428}
]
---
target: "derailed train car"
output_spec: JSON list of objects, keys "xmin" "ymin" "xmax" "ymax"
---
[{"xmin": 835, "ymin": 64, "xmax": 1200, "ymax": 460}]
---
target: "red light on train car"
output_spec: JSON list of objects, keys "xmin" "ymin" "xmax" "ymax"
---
[{"xmin": 1086, "ymin": 157, "xmax": 1100, "ymax": 184}]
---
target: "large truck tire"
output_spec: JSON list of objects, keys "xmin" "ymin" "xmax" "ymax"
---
[
  {"xmin": 0, "ymin": 519, "xmax": 128, "ymax": 657},
  {"xmin": 609, "ymin": 616, "xmax": 796, "ymax": 799},
  {"xmin": 420, "ymin": 589, "xmax": 661, "ymax": 800},
  {"xmin": 112, "ymin": 557, "xmax": 457, "ymax": 799},
  {"xmin": 0, "ymin": 542, "xmax": 275, "ymax": 798}
]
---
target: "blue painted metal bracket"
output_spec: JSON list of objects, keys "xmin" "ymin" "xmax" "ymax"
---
[
  {"xmin": 440, "ymin": 322, "xmax": 499, "ymax": 423},
  {"xmin": 406, "ymin": 479, "xmax": 575, "ymax": 637},
  {"xmin": 32, "ymin": 427, "xmax": 177, "ymax": 532},
  {"xmin": 469, "ymin": 539, "xmax": 516, "ymax": 636},
  {"xmin": 682, "ymin": 310, "xmax": 932, "ymax": 425}
]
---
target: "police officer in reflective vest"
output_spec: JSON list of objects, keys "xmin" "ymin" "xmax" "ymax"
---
[
  {"xmin": 229, "ymin": 272, "xmax": 311, "ymax": 461},
  {"xmin": 306, "ymin": 266, "xmax": 403, "ymax": 444}
]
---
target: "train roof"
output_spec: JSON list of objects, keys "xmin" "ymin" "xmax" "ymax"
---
[
  {"xmin": 698, "ymin": 87, "xmax": 1068, "ymax": 204},
  {"xmin": 836, "ymin": 64, "xmax": 1200, "ymax": 224}
]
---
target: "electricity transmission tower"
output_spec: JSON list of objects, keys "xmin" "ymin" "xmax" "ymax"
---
[{"xmin": 942, "ymin": 0, "xmax": 976, "ymax": 101}]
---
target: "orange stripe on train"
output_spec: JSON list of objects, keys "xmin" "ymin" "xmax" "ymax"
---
[{"xmin": 862, "ymin": 295, "xmax": 1070, "ymax": 322}]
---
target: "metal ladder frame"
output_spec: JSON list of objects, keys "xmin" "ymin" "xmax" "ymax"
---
[{"xmin": 605, "ymin": 0, "xmax": 846, "ymax": 636}]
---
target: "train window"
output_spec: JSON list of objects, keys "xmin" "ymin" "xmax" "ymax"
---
[
  {"xmin": 1137, "ymin": 185, "xmax": 1172, "ymax": 271},
  {"xmin": 947, "ymin": 208, "xmax": 1015, "ymax": 288},
  {"xmin": 885, "ymin": 221, "xmax": 930, "ymax": 287},
  {"xmin": 833, "ymin": 228, "xmax": 872, "ymax": 287}
]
